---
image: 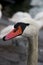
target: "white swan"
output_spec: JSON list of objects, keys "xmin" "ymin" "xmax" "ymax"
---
[
  {"xmin": 0, "ymin": 4, "xmax": 2, "ymax": 18},
  {"xmin": 0, "ymin": 12, "xmax": 43, "ymax": 41}
]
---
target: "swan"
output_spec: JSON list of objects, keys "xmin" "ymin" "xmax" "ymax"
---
[
  {"xmin": 0, "ymin": 4, "xmax": 2, "ymax": 18},
  {"xmin": 0, "ymin": 12, "xmax": 43, "ymax": 41}
]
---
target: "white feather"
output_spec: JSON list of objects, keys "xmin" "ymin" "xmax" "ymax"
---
[{"xmin": 8, "ymin": 11, "xmax": 32, "ymax": 23}]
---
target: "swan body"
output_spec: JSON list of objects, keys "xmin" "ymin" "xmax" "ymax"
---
[{"xmin": 0, "ymin": 12, "xmax": 43, "ymax": 40}]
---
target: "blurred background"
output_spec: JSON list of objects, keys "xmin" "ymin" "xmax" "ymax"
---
[{"xmin": 0, "ymin": 0, "xmax": 43, "ymax": 65}]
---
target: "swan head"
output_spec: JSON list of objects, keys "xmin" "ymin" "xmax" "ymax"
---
[{"xmin": 3, "ymin": 22, "xmax": 30, "ymax": 41}]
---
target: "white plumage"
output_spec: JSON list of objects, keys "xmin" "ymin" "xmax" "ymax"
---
[{"xmin": 8, "ymin": 11, "xmax": 32, "ymax": 23}]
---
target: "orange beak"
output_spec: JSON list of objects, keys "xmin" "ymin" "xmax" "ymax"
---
[{"xmin": 3, "ymin": 26, "xmax": 23, "ymax": 41}]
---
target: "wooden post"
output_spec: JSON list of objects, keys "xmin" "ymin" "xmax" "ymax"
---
[{"xmin": 27, "ymin": 33, "xmax": 38, "ymax": 65}]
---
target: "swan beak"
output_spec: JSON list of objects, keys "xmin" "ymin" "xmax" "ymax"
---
[{"xmin": 3, "ymin": 26, "xmax": 22, "ymax": 41}]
